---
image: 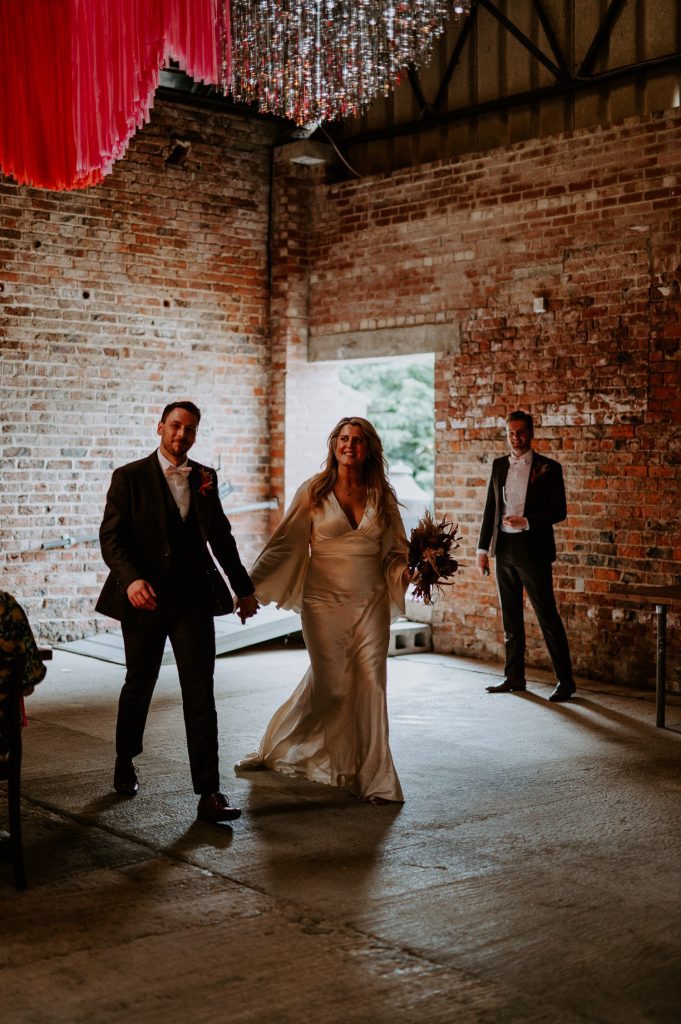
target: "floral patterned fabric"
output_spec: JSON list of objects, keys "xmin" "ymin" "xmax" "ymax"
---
[{"xmin": 0, "ymin": 592, "xmax": 47, "ymax": 748}]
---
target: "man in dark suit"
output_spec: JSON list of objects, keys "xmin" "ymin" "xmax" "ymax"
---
[
  {"xmin": 476, "ymin": 411, "xmax": 576, "ymax": 702},
  {"xmin": 96, "ymin": 400, "xmax": 259, "ymax": 821}
]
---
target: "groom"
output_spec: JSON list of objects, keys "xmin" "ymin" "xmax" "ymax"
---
[
  {"xmin": 476, "ymin": 410, "xmax": 576, "ymax": 702},
  {"xmin": 96, "ymin": 400, "xmax": 258, "ymax": 822}
]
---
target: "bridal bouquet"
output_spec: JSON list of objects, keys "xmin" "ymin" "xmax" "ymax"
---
[{"xmin": 408, "ymin": 509, "xmax": 462, "ymax": 605}]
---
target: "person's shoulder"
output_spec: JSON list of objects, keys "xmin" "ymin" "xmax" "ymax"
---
[
  {"xmin": 0, "ymin": 591, "xmax": 29, "ymax": 630},
  {"xmin": 114, "ymin": 452, "xmax": 157, "ymax": 477},
  {"xmin": 295, "ymin": 478, "xmax": 315, "ymax": 498},
  {"xmin": 383, "ymin": 486, "xmax": 401, "ymax": 512},
  {"xmin": 189, "ymin": 461, "xmax": 220, "ymax": 500},
  {"xmin": 0, "ymin": 591, "xmax": 19, "ymax": 616},
  {"xmin": 288, "ymin": 479, "xmax": 316, "ymax": 514},
  {"xmin": 187, "ymin": 458, "xmax": 215, "ymax": 473},
  {"xmin": 534, "ymin": 452, "xmax": 562, "ymax": 468},
  {"xmin": 530, "ymin": 452, "xmax": 563, "ymax": 482}
]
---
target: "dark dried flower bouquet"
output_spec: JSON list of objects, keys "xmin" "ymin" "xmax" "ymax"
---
[{"xmin": 408, "ymin": 509, "xmax": 462, "ymax": 604}]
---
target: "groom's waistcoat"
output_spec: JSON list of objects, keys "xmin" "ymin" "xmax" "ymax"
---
[
  {"xmin": 96, "ymin": 453, "xmax": 245, "ymax": 621},
  {"xmin": 162, "ymin": 482, "xmax": 211, "ymax": 598}
]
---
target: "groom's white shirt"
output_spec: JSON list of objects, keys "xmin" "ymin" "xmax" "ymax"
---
[
  {"xmin": 477, "ymin": 450, "xmax": 532, "ymax": 554},
  {"xmin": 501, "ymin": 450, "xmax": 532, "ymax": 534},
  {"xmin": 157, "ymin": 448, "xmax": 191, "ymax": 520}
]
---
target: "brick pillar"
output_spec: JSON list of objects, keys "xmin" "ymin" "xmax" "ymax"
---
[{"xmin": 268, "ymin": 150, "xmax": 324, "ymax": 526}]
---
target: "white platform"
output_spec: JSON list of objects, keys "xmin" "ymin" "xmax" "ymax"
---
[
  {"xmin": 55, "ymin": 604, "xmax": 302, "ymax": 666},
  {"xmin": 388, "ymin": 619, "xmax": 432, "ymax": 656},
  {"xmin": 55, "ymin": 607, "xmax": 431, "ymax": 665}
]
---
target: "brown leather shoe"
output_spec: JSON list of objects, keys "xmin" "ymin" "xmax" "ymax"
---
[
  {"xmin": 197, "ymin": 792, "xmax": 241, "ymax": 823},
  {"xmin": 113, "ymin": 757, "xmax": 139, "ymax": 796},
  {"xmin": 549, "ymin": 681, "xmax": 576, "ymax": 702},
  {"xmin": 486, "ymin": 679, "xmax": 527, "ymax": 693}
]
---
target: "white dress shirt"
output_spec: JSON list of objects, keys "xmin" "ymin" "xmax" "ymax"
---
[
  {"xmin": 500, "ymin": 450, "xmax": 532, "ymax": 533},
  {"xmin": 157, "ymin": 449, "xmax": 191, "ymax": 521},
  {"xmin": 477, "ymin": 450, "xmax": 532, "ymax": 554}
]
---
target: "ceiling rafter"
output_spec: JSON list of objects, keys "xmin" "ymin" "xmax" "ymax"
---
[
  {"xmin": 407, "ymin": 3, "xmax": 481, "ymax": 118},
  {"xmin": 334, "ymin": 0, "xmax": 680, "ymax": 152},
  {"xmin": 477, "ymin": 0, "xmax": 567, "ymax": 81},
  {"xmin": 155, "ymin": 2, "xmax": 680, "ymax": 170},
  {"xmin": 432, "ymin": 1, "xmax": 479, "ymax": 113},
  {"xmin": 406, "ymin": 64, "xmax": 429, "ymax": 115},
  {"xmin": 579, "ymin": 0, "xmax": 630, "ymax": 76},
  {"xmin": 337, "ymin": 52, "xmax": 681, "ymax": 148},
  {"xmin": 530, "ymin": 0, "xmax": 571, "ymax": 79}
]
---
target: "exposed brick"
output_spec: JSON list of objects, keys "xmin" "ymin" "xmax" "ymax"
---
[
  {"xmin": 1, "ymin": 101, "xmax": 278, "ymax": 641},
  {"xmin": 299, "ymin": 107, "xmax": 681, "ymax": 690},
  {"xmin": 3, "ymin": 101, "xmax": 680, "ymax": 689}
]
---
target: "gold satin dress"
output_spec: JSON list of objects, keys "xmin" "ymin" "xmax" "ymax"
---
[{"xmin": 237, "ymin": 483, "xmax": 408, "ymax": 803}]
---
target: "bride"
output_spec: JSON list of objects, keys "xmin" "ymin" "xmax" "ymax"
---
[{"xmin": 236, "ymin": 417, "xmax": 410, "ymax": 803}]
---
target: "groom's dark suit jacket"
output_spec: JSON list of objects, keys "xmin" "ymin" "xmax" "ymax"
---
[
  {"xmin": 96, "ymin": 452, "xmax": 254, "ymax": 621},
  {"xmin": 477, "ymin": 451, "xmax": 567, "ymax": 562}
]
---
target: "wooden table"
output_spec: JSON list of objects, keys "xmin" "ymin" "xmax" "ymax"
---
[{"xmin": 608, "ymin": 584, "xmax": 681, "ymax": 728}]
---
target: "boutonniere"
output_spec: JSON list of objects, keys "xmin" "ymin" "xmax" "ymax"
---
[
  {"xmin": 529, "ymin": 460, "xmax": 550, "ymax": 485},
  {"xmin": 198, "ymin": 467, "xmax": 215, "ymax": 497}
]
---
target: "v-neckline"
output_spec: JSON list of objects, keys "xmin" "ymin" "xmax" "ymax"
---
[{"xmin": 331, "ymin": 490, "xmax": 366, "ymax": 532}]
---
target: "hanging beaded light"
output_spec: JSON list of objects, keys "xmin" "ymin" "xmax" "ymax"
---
[{"xmin": 229, "ymin": 1, "xmax": 472, "ymax": 125}]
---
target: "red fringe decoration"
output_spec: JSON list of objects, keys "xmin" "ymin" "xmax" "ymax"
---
[{"xmin": 0, "ymin": 0, "xmax": 230, "ymax": 191}]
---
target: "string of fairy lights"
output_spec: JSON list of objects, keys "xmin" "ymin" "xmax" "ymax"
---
[{"xmin": 229, "ymin": 1, "xmax": 473, "ymax": 125}]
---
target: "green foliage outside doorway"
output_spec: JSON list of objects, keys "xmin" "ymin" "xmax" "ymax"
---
[{"xmin": 339, "ymin": 358, "xmax": 434, "ymax": 495}]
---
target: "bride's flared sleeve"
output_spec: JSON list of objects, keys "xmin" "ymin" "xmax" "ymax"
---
[
  {"xmin": 381, "ymin": 497, "xmax": 409, "ymax": 617},
  {"xmin": 249, "ymin": 482, "xmax": 312, "ymax": 612}
]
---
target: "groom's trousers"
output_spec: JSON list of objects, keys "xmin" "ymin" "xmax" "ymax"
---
[
  {"xmin": 116, "ymin": 599, "xmax": 219, "ymax": 795},
  {"xmin": 494, "ymin": 532, "xmax": 574, "ymax": 686}
]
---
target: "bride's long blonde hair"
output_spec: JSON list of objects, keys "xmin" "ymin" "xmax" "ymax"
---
[{"xmin": 307, "ymin": 417, "xmax": 398, "ymax": 523}]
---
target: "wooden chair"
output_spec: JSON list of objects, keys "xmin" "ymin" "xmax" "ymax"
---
[{"xmin": 0, "ymin": 654, "xmax": 28, "ymax": 889}]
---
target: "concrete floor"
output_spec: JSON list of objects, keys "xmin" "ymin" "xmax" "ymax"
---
[{"xmin": 2, "ymin": 644, "xmax": 681, "ymax": 1024}]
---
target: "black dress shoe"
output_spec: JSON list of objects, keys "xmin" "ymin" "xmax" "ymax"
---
[
  {"xmin": 113, "ymin": 758, "xmax": 138, "ymax": 796},
  {"xmin": 486, "ymin": 679, "xmax": 527, "ymax": 693},
  {"xmin": 549, "ymin": 681, "xmax": 576, "ymax": 702},
  {"xmin": 197, "ymin": 792, "xmax": 241, "ymax": 823}
]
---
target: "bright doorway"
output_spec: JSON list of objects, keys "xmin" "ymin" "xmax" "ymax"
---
[{"xmin": 284, "ymin": 353, "xmax": 434, "ymax": 533}]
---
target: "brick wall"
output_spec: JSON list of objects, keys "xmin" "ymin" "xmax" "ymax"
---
[
  {"xmin": 3, "ymin": 97, "xmax": 680, "ymax": 688},
  {"xmin": 300, "ymin": 109, "xmax": 681, "ymax": 688},
  {"xmin": 1, "ymin": 101, "xmax": 278, "ymax": 641}
]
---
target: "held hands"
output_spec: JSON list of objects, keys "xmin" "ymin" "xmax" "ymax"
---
[
  {"xmin": 126, "ymin": 581, "xmax": 259, "ymax": 622},
  {"xmin": 127, "ymin": 579, "xmax": 158, "ymax": 611},
  {"xmin": 476, "ymin": 553, "xmax": 491, "ymax": 578},
  {"xmin": 235, "ymin": 594, "xmax": 259, "ymax": 625},
  {"xmin": 502, "ymin": 514, "xmax": 528, "ymax": 530}
]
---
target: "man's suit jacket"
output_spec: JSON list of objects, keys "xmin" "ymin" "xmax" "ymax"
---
[
  {"xmin": 96, "ymin": 452, "xmax": 254, "ymax": 621},
  {"xmin": 477, "ymin": 451, "xmax": 567, "ymax": 562}
]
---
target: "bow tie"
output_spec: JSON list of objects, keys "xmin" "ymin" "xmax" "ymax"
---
[
  {"xmin": 510, "ymin": 453, "xmax": 532, "ymax": 465},
  {"xmin": 166, "ymin": 464, "xmax": 192, "ymax": 478}
]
